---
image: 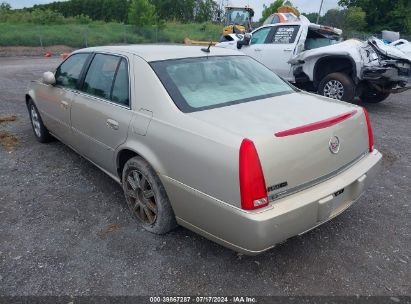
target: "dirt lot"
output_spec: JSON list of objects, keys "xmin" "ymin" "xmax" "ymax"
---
[
  {"xmin": 0, "ymin": 57, "xmax": 410, "ymax": 296},
  {"xmin": 0, "ymin": 46, "xmax": 74, "ymax": 57}
]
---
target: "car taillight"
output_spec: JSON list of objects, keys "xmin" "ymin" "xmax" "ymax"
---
[
  {"xmin": 362, "ymin": 108, "xmax": 374, "ymax": 152},
  {"xmin": 239, "ymin": 139, "xmax": 268, "ymax": 210}
]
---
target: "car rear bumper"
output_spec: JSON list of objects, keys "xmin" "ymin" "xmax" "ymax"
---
[{"xmin": 162, "ymin": 150, "xmax": 382, "ymax": 255}]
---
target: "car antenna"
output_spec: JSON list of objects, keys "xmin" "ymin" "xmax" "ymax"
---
[{"xmin": 201, "ymin": 42, "xmax": 213, "ymax": 53}]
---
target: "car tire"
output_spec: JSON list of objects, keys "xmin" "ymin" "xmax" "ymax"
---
[
  {"xmin": 28, "ymin": 99, "xmax": 53, "ymax": 143},
  {"xmin": 318, "ymin": 72, "xmax": 355, "ymax": 102},
  {"xmin": 122, "ymin": 156, "xmax": 177, "ymax": 234},
  {"xmin": 360, "ymin": 85, "xmax": 390, "ymax": 103}
]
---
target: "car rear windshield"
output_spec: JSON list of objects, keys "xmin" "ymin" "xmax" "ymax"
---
[{"xmin": 150, "ymin": 55, "xmax": 294, "ymax": 112}]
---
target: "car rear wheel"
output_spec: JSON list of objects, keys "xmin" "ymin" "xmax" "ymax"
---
[
  {"xmin": 318, "ymin": 72, "xmax": 355, "ymax": 102},
  {"xmin": 122, "ymin": 156, "xmax": 177, "ymax": 234},
  {"xmin": 28, "ymin": 99, "xmax": 52, "ymax": 143},
  {"xmin": 360, "ymin": 85, "xmax": 390, "ymax": 103}
]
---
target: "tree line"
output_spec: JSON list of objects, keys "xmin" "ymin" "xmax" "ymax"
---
[
  {"xmin": 1, "ymin": 0, "xmax": 410, "ymax": 33},
  {"xmin": 5, "ymin": 0, "xmax": 223, "ymax": 25},
  {"xmin": 262, "ymin": 0, "xmax": 410, "ymax": 33}
]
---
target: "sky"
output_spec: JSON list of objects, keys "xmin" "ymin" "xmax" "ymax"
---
[{"xmin": 8, "ymin": 0, "xmax": 341, "ymax": 19}]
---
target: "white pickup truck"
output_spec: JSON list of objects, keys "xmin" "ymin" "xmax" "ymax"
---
[{"xmin": 217, "ymin": 17, "xmax": 411, "ymax": 103}]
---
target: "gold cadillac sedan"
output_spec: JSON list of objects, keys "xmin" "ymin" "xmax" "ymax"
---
[{"xmin": 26, "ymin": 45, "xmax": 382, "ymax": 254}]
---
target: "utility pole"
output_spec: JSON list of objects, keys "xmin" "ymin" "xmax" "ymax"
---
[{"xmin": 316, "ymin": 0, "xmax": 324, "ymax": 24}]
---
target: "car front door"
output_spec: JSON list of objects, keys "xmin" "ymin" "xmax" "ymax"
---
[
  {"xmin": 256, "ymin": 25, "xmax": 301, "ymax": 80},
  {"xmin": 241, "ymin": 26, "xmax": 273, "ymax": 63},
  {"xmin": 35, "ymin": 53, "xmax": 90, "ymax": 144},
  {"xmin": 70, "ymin": 53, "xmax": 134, "ymax": 175}
]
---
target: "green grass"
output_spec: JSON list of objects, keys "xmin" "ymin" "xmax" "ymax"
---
[{"xmin": 0, "ymin": 21, "xmax": 222, "ymax": 47}]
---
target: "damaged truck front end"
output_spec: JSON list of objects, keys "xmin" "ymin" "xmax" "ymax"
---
[
  {"xmin": 291, "ymin": 36, "xmax": 411, "ymax": 103},
  {"xmin": 361, "ymin": 38, "xmax": 411, "ymax": 97}
]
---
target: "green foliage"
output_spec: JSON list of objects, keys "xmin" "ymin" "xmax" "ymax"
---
[
  {"xmin": 301, "ymin": 12, "xmax": 319, "ymax": 23},
  {"xmin": 30, "ymin": 9, "xmax": 65, "ymax": 24},
  {"xmin": 260, "ymin": 0, "xmax": 284, "ymax": 22},
  {"xmin": 0, "ymin": 8, "xmax": 65, "ymax": 24},
  {"xmin": 342, "ymin": 6, "xmax": 366, "ymax": 31},
  {"xmin": 0, "ymin": 2, "xmax": 10, "ymax": 11},
  {"xmin": 20, "ymin": 0, "xmax": 222, "ymax": 25},
  {"xmin": 149, "ymin": 0, "xmax": 222, "ymax": 23},
  {"xmin": 33, "ymin": 0, "xmax": 130, "ymax": 23},
  {"xmin": 322, "ymin": 9, "xmax": 344, "ymax": 28},
  {"xmin": 0, "ymin": 21, "xmax": 221, "ymax": 47},
  {"xmin": 66, "ymin": 14, "xmax": 92, "ymax": 24},
  {"xmin": 387, "ymin": 1, "xmax": 411, "ymax": 33},
  {"xmin": 0, "ymin": 1, "xmax": 10, "ymax": 21},
  {"xmin": 128, "ymin": 0, "xmax": 157, "ymax": 26},
  {"xmin": 338, "ymin": 0, "xmax": 411, "ymax": 33},
  {"xmin": 194, "ymin": 0, "xmax": 221, "ymax": 22},
  {"xmin": 150, "ymin": 0, "xmax": 194, "ymax": 22}
]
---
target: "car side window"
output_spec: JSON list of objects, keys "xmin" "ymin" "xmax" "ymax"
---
[
  {"xmin": 82, "ymin": 54, "xmax": 120, "ymax": 100},
  {"xmin": 111, "ymin": 59, "xmax": 130, "ymax": 106},
  {"xmin": 250, "ymin": 27, "xmax": 271, "ymax": 45},
  {"xmin": 270, "ymin": 25, "xmax": 300, "ymax": 44},
  {"xmin": 55, "ymin": 53, "xmax": 89, "ymax": 89}
]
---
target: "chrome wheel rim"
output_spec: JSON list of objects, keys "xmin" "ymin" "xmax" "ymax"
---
[
  {"xmin": 323, "ymin": 80, "xmax": 344, "ymax": 100},
  {"xmin": 30, "ymin": 105, "xmax": 41, "ymax": 137},
  {"xmin": 124, "ymin": 170, "xmax": 157, "ymax": 225}
]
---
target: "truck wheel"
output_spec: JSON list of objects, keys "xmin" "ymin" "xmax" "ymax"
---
[
  {"xmin": 122, "ymin": 156, "xmax": 177, "ymax": 234},
  {"xmin": 318, "ymin": 72, "xmax": 355, "ymax": 102},
  {"xmin": 360, "ymin": 87, "xmax": 390, "ymax": 103}
]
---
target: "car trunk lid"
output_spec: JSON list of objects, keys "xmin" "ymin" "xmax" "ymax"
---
[{"xmin": 189, "ymin": 92, "xmax": 369, "ymax": 201}]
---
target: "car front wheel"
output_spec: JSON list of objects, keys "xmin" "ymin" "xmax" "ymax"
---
[
  {"xmin": 318, "ymin": 72, "xmax": 355, "ymax": 102},
  {"xmin": 122, "ymin": 156, "xmax": 177, "ymax": 234},
  {"xmin": 28, "ymin": 99, "xmax": 52, "ymax": 143}
]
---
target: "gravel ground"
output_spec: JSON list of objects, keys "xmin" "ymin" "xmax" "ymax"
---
[{"xmin": 0, "ymin": 57, "xmax": 410, "ymax": 296}]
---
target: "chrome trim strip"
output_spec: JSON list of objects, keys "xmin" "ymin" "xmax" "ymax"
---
[
  {"xmin": 55, "ymin": 51, "xmax": 132, "ymax": 110},
  {"xmin": 268, "ymin": 151, "xmax": 368, "ymax": 202},
  {"xmin": 73, "ymin": 90, "xmax": 131, "ymax": 110}
]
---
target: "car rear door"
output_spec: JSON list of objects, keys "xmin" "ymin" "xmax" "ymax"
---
[
  {"xmin": 70, "ymin": 53, "xmax": 134, "ymax": 175},
  {"xmin": 256, "ymin": 24, "xmax": 301, "ymax": 80},
  {"xmin": 35, "ymin": 53, "xmax": 90, "ymax": 144}
]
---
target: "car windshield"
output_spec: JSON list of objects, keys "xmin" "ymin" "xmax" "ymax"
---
[{"xmin": 150, "ymin": 56, "xmax": 294, "ymax": 112}]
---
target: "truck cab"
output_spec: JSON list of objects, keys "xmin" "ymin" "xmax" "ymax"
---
[{"xmin": 217, "ymin": 18, "xmax": 411, "ymax": 104}]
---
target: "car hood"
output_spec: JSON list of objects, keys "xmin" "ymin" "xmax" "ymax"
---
[{"xmin": 369, "ymin": 37, "xmax": 411, "ymax": 62}]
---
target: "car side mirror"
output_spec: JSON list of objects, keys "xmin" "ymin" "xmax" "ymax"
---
[
  {"xmin": 42, "ymin": 71, "xmax": 56, "ymax": 85},
  {"xmin": 237, "ymin": 33, "xmax": 251, "ymax": 49}
]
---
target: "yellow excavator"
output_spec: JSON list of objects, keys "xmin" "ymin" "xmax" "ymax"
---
[
  {"xmin": 222, "ymin": 5, "xmax": 255, "ymax": 36},
  {"xmin": 185, "ymin": 5, "xmax": 254, "ymax": 46}
]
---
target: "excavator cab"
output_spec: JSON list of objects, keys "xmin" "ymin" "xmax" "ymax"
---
[{"xmin": 222, "ymin": 6, "xmax": 254, "ymax": 36}]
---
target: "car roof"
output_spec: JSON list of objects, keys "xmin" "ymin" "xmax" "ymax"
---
[{"xmin": 72, "ymin": 45, "xmax": 244, "ymax": 62}]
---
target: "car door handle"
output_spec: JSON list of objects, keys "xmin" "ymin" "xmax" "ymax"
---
[
  {"xmin": 254, "ymin": 48, "xmax": 262, "ymax": 52},
  {"xmin": 60, "ymin": 100, "xmax": 69, "ymax": 109},
  {"xmin": 106, "ymin": 119, "xmax": 119, "ymax": 130},
  {"xmin": 283, "ymin": 49, "xmax": 293, "ymax": 52}
]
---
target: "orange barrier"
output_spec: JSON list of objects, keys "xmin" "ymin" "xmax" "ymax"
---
[
  {"xmin": 184, "ymin": 37, "xmax": 217, "ymax": 46},
  {"xmin": 44, "ymin": 51, "xmax": 52, "ymax": 58},
  {"xmin": 61, "ymin": 53, "xmax": 70, "ymax": 59}
]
